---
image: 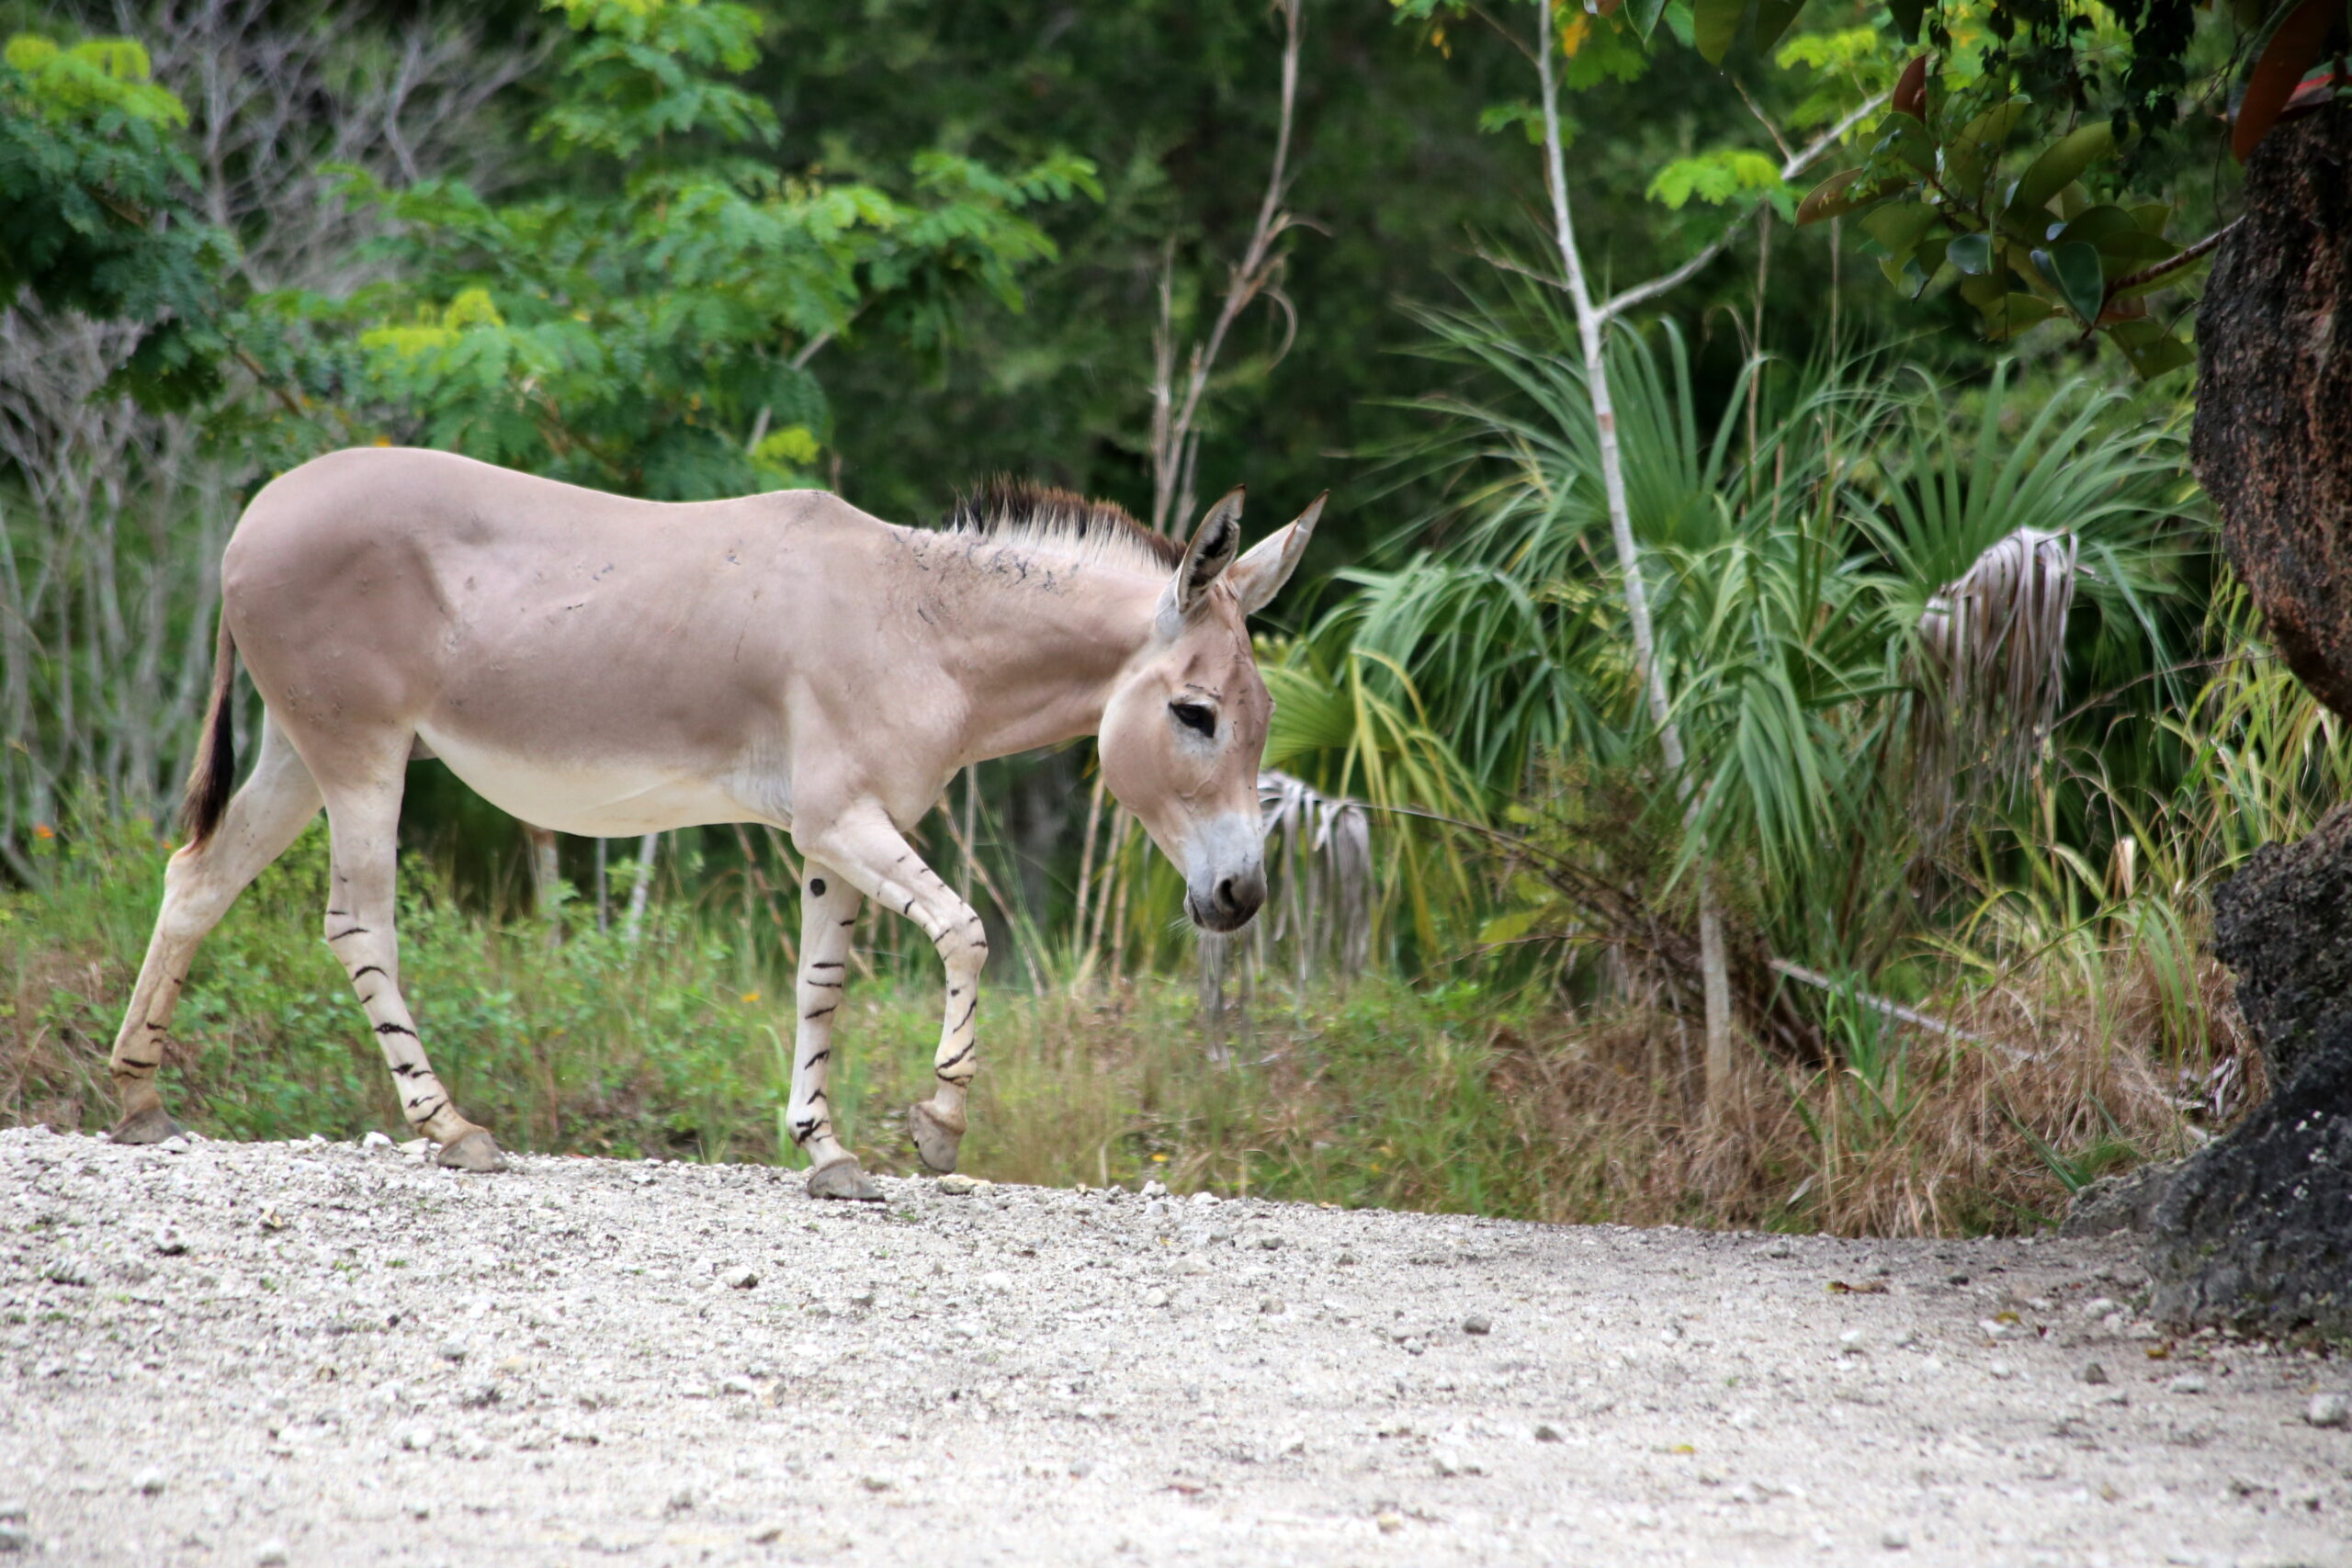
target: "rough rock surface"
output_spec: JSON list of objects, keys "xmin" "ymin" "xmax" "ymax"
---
[
  {"xmin": 5, "ymin": 1128, "xmax": 2348, "ymax": 1566},
  {"xmin": 2145, "ymin": 815, "xmax": 2352, "ymax": 1337},
  {"xmin": 2193, "ymin": 100, "xmax": 2352, "ymax": 719}
]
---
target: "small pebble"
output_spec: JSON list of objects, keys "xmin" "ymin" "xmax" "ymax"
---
[
  {"xmin": 1533, "ymin": 1423, "xmax": 1563, "ymax": 1443},
  {"xmin": 1375, "ymin": 1512, "xmax": 1404, "ymax": 1534},
  {"xmin": 2167, "ymin": 1374, "xmax": 2210, "ymax": 1395},
  {"xmin": 721, "ymin": 1267, "xmax": 758, "ymax": 1291},
  {"xmin": 2305, "ymin": 1392, "xmax": 2350, "ymax": 1428},
  {"xmin": 937, "ymin": 1174, "xmax": 981, "ymax": 1197},
  {"xmin": 1255, "ymin": 1234, "xmax": 1283, "ymax": 1251},
  {"xmin": 1190, "ymin": 1190, "xmax": 1218, "ymax": 1206},
  {"xmin": 1260, "ymin": 1296, "xmax": 1285, "ymax": 1314},
  {"xmin": 2080, "ymin": 1361, "xmax": 2109, "ymax": 1385},
  {"xmin": 255, "ymin": 1539, "xmax": 289, "ymax": 1566},
  {"xmin": 1462, "ymin": 1314, "xmax": 1491, "ymax": 1336},
  {"xmin": 1881, "ymin": 1524, "xmax": 1910, "ymax": 1551},
  {"xmin": 0, "ymin": 1525, "xmax": 25, "ymax": 1554},
  {"xmin": 132, "ymin": 1468, "xmax": 164, "ymax": 1495},
  {"xmin": 437, "ymin": 1339, "xmax": 469, "ymax": 1362},
  {"xmin": 1143, "ymin": 1289, "xmax": 1170, "ymax": 1309},
  {"xmin": 1336, "ymin": 1249, "xmax": 1360, "ymax": 1266},
  {"xmin": 980, "ymin": 1270, "xmax": 1013, "ymax": 1293}
]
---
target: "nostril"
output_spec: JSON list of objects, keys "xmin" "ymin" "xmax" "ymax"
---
[{"xmin": 1215, "ymin": 876, "xmax": 1239, "ymax": 912}]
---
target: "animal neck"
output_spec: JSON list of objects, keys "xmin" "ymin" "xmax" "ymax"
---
[{"xmin": 932, "ymin": 542, "xmax": 1161, "ymax": 763}]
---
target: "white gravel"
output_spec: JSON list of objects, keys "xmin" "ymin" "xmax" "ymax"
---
[{"xmin": 3, "ymin": 1124, "xmax": 2347, "ymax": 1566}]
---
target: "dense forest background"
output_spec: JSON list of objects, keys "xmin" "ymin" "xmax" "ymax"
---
[{"xmin": 4, "ymin": 0, "xmax": 2330, "ymax": 1234}]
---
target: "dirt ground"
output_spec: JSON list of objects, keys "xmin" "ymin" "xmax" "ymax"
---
[{"xmin": 3, "ymin": 1124, "xmax": 2346, "ymax": 1567}]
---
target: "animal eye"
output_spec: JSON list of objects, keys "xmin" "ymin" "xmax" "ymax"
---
[{"xmin": 1170, "ymin": 702, "xmax": 1216, "ymax": 739}]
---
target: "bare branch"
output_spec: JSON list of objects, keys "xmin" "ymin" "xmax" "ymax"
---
[
  {"xmin": 1148, "ymin": 0, "xmax": 1306, "ymax": 534},
  {"xmin": 1598, "ymin": 92, "xmax": 1885, "ymax": 324}
]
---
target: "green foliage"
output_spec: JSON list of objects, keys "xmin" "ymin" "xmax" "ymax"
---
[
  {"xmin": 0, "ymin": 31, "xmax": 233, "ymax": 408},
  {"xmin": 1645, "ymin": 148, "xmax": 1793, "ymax": 215},
  {"xmin": 254, "ymin": 0, "xmax": 1099, "ymax": 498}
]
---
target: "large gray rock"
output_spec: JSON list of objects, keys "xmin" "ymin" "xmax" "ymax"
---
[{"xmin": 2143, "ymin": 810, "xmax": 2352, "ymax": 1337}]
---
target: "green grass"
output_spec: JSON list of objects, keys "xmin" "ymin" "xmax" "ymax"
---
[{"xmin": 3, "ymin": 811, "xmax": 2204, "ymax": 1234}]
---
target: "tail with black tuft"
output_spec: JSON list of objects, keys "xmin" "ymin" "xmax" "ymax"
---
[{"xmin": 179, "ymin": 612, "xmax": 238, "ymax": 849}]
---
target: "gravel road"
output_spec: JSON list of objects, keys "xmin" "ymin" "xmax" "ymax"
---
[{"xmin": 4, "ymin": 1124, "xmax": 2346, "ymax": 1567}]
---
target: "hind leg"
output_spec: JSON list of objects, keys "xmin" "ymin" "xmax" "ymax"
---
[
  {"xmin": 109, "ymin": 719, "xmax": 323, "ymax": 1142},
  {"xmin": 318, "ymin": 756, "xmax": 505, "ymax": 1171}
]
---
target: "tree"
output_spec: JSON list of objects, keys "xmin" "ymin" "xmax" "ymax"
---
[
  {"xmin": 1656, "ymin": 0, "xmax": 2334, "ymax": 378},
  {"xmin": 0, "ymin": 31, "xmax": 234, "ymax": 409},
  {"xmin": 251, "ymin": 0, "xmax": 1101, "ymax": 499}
]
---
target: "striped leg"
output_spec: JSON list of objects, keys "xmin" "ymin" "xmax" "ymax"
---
[
  {"xmin": 789, "ymin": 864, "xmax": 876, "ymax": 1201},
  {"xmin": 797, "ymin": 807, "xmax": 988, "ymax": 1177},
  {"xmin": 108, "ymin": 720, "xmax": 322, "ymax": 1142},
  {"xmin": 318, "ymin": 766, "xmax": 505, "ymax": 1172}
]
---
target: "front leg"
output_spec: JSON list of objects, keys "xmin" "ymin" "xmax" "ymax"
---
[
  {"xmin": 790, "ymin": 864, "xmax": 878, "ymax": 1201},
  {"xmin": 797, "ymin": 807, "xmax": 987, "ymax": 1177}
]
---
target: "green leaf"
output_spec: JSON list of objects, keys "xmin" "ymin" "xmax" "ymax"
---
[
  {"xmin": 1978, "ymin": 293, "xmax": 2055, "ymax": 340},
  {"xmin": 1694, "ymin": 0, "xmax": 1747, "ymax": 62},
  {"xmin": 2033, "ymin": 241, "xmax": 2107, "ymax": 324},
  {"xmin": 1946, "ymin": 232, "xmax": 1993, "ymax": 275},
  {"xmin": 1860, "ymin": 201, "xmax": 1939, "ymax": 261},
  {"xmin": 2105, "ymin": 319, "xmax": 2195, "ymax": 379},
  {"xmin": 1751, "ymin": 0, "xmax": 1808, "ymax": 55},
  {"xmin": 1941, "ymin": 101, "xmax": 2026, "ymax": 195},
  {"xmin": 2006, "ymin": 123, "xmax": 2115, "ymax": 218}
]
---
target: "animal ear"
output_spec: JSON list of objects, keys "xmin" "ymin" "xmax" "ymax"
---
[
  {"xmin": 1225, "ymin": 491, "xmax": 1326, "ymax": 616},
  {"xmin": 1159, "ymin": 485, "xmax": 1246, "ymax": 629}
]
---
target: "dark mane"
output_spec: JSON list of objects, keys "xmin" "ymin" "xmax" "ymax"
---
[{"xmin": 941, "ymin": 478, "xmax": 1184, "ymax": 571}]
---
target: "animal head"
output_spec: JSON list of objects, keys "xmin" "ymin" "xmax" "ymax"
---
[{"xmin": 1098, "ymin": 486, "xmax": 1325, "ymax": 933}]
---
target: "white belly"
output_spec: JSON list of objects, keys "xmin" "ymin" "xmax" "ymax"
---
[{"xmin": 415, "ymin": 723, "xmax": 769, "ymax": 836}]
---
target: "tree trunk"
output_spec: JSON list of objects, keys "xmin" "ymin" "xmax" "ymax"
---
[{"xmin": 2147, "ymin": 100, "xmax": 2352, "ymax": 1336}]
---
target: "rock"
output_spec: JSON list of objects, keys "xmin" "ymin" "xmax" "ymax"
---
[
  {"xmin": 666, "ymin": 1487, "xmax": 695, "ymax": 1513},
  {"xmin": 132, "ymin": 1468, "xmax": 164, "ymax": 1495},
  {"xmin": 937, "ymin": 1174, "xmax": 980, "ymax": 1197},
  {"xmin": 2079, "ymin": 1362, "xmax": 2109, "ymax": 1386},
  {"xmin": 1336, "ymin": 1249, "xmax": 1359, "ymax": 1266},
  {"xmin": 0, "ymin": 1505, "xmax": 21, "ymax": 1524},
  {"xmin": 1881, "ymin": 1525, "xmax": 1910, "ymax": 1551},
  {"xmin": 2307, "ymin": 1392, "xmax": 2350, "ymax": 1428},
  {"xmin": 859, "ymin": 1476, "xmax": 891, "ymax": 1493},
  {"xmin": 255, "ymin": 1539, "xmax": 289, "ymax": 1566},
  {"xmin": 152, "ymin": 1232, "xmax": 187, "ymax": 1258},
  {"xmin": 399, "ymin": 1424, "xmax": 436, "ymax": 1451},
  {"xmin": 1139, "ymin": 1179, "xmax": 1168, "ymax": 1198},
  {"xmin": 361, "ymin": 1131, "xmax": 394, "ymax": 1150},
  {"xmin": 2167, "ymin": 1374, "xmax": 2210, "ymax": 1395},
  {"xmin": 1375, "ymin": 1512, "xmax": 1404, "ymax": 1534},
  {"xmin": 1189, "ymin": 1190, "xmax": 1218, "ymax": 1206},
  {"xmin": 437, "ymin": 1338, "xmax": 469, "ymax": 1362},
  {"xmin": 979, "ymin": 1270, "xmax": 1012, "ymax": 1293},
  {"xmin": 1143, "ymin": 1289, "xmax": 1170, "ymax": 1310},
  {"xmin": 1254, "ymin": 1234, "xmax": 1283, "ymax": 1251},
  {"xmin": 1260, "ymin": 1297, "xmax": 1284, "ymax": 1314},
  {"xmin": 2146, "ymin": 806, "xmax": 2352, "ymax": 1337},
  {"xmin": 1839, "ymin": 1329, "xmax": 1866, "ymax": 1355},
  {"xmin": 0, "ymin": 1525, "xmax": 24, "ymax": 1554},
  {"xmin": 2059, "ymin": 1164, "xmax": 2177, "ymax": 1238},
  {"xmin": 1462, "ymin": 1314, "xmax": 1491, "ymax": 1336},
  {"xmin": 1533, "ymin": 1423, "xmax": 1563, "ymax": 1442},
  {"xmin": 721, "ymin": 1267, "xmax": 758, "ymax": 1291}
]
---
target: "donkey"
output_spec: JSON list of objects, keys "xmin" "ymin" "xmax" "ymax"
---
[{"xmin": 103, "ymin": 449, "xmax": 1320, "ymax": 1197}]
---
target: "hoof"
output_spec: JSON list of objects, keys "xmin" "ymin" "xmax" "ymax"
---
[
  {"xmin": 435, "ymin": 1130, "xmax": 508, "ymax": 1172},
  {"xmin": 108, "ymin": 1105, "xmax": 181, "ymax": 1145},
  {"xmin": 808, "ymin": 1157, "xmax": 883, "ymax": 1202},
  {"xmin": 907, "ymin": 1100, "xmax": 965, "ymax": 1175}
]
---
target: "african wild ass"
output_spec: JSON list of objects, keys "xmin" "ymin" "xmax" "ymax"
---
[{"xmin": 106, "ymin": 450, "xmax": 1321, "ymax": 1198}]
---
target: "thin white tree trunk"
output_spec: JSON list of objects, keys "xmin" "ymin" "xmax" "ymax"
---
[
  {"xmin": 1534, "ymin": 7, "xmax": 1736, "ymax": 1112},
  {"xmin": 622, "ymin": 831, "xmax": 660, "ymax": 944}
]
